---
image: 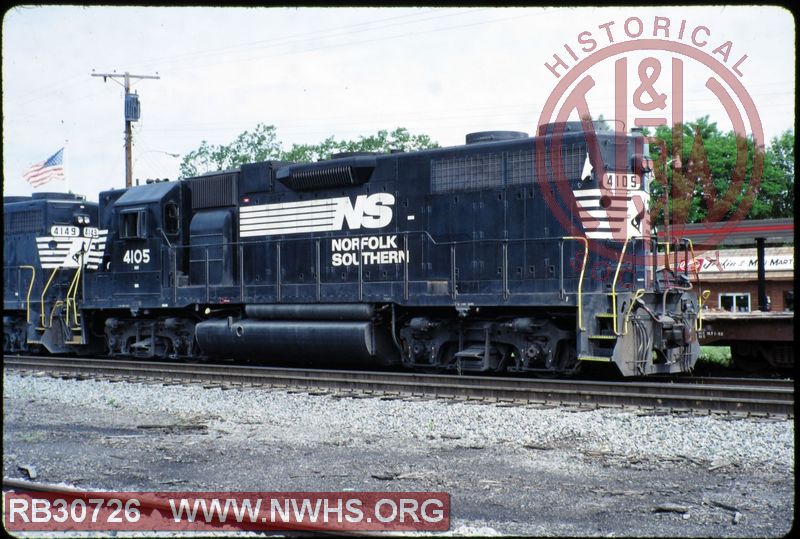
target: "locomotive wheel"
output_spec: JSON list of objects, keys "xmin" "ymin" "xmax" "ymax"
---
[{"xmin": 536, "ymin": 341, "xmax": 581, "ymax": 378}]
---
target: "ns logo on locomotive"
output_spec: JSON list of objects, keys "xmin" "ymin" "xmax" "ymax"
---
[{"xmin": 4, "ymin": 124, "xmax": 701, "ymax": 376}]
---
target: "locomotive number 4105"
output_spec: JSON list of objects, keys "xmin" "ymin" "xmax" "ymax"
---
[
  {"xmin": 123, "ymin": 248, "xmax": 150, "ymax": 265},
  {"xmin": 603, "ymin": 173, "xmax": 639, "ymax": 189}
]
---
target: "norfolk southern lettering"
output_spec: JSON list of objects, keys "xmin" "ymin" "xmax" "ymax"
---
[{"xmin": 331, "ymin": 235, "xmax": 407, "ymax": 267}]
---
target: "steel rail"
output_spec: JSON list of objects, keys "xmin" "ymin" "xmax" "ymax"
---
[
  {"xmin": 669, "ymin": 375, "xmax": 794, "ymax": 388},
  {"xmin": 4, "ymin": 355, "xmax": 794, "ymax": 416}
]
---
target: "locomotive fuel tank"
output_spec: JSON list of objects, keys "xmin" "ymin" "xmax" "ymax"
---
[{"xmin": 195, "ymin": 303, "xmax": 399, "ymax": 366}]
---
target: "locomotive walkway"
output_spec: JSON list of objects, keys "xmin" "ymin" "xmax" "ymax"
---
[{"xmin": 4, "ymin": 355, "xmax": 793, "ymax": 417}]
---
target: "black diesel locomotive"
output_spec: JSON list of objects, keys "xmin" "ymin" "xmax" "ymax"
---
[{"xmin": 4, "ymin": 123, "xmax": 702, "ymax": 376}]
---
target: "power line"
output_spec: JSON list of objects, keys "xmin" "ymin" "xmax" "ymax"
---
[
  {"xmin": 162, "ymin": 10, "xmax": 539, "ymax": 74},
  {"xmin": 126, "ymin": 8, "xmax": 455, "ymax": 71}
]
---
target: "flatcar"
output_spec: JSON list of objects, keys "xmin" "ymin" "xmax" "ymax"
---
[{"xmin": 4, "ymin": 122, "xmax": 702, "ymax": 376}]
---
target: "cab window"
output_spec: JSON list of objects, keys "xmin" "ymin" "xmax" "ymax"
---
[
  {"xmin": 164, "ymin": 201, "xmax": 180, "ymax": 235},
  {"xmin": 120, "ymin": 209, "xmax": 147, "ymax": 239}
]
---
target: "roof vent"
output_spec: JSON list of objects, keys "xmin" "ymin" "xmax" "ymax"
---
[
  {"xmin": 30, "ymin": 192, "xmax": 83, "ymax": 201},
  {"xmin": 329, "ymin": 151, "xmax": 379, "ymax": 160},
  {"xmin": 276, "ymin": 156, "xmax": 376, "ymax": 191},
  {"xmin": 538, "ymin": 121, "xmax": 615, "ymax": 136},
  {"xmin": 465, "ymin": 131, "xmax": 529, "ymax": 144}
]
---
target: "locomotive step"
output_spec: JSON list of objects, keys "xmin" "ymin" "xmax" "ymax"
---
[
  {"xmin": 595, "ymin": 313, "xmax": 615, "ymax": 318},
  {"xmin": 588, "ymin": 334, "xmax": 617, "ymax": 340},
  {"xmin": 577, "ymin": 355, "xmax": 612, "ymax": 362}
]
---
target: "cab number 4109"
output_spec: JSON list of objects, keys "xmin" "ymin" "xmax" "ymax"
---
[{"xmin": 123, "ymin": 249, "xmax": 150, "ymax": 264}]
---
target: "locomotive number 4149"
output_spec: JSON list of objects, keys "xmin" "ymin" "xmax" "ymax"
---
[{"xmin": 123, "ymin": 248, "xmax": 150, "ymax": 264}]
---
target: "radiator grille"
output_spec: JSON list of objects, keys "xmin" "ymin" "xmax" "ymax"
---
[
  {"xmin": 431, "ymin": 153, "xmax": 504, "ymax": 193},
  {"xmin": 4, "ymin": 209, "xmax": 43, "ymax": 233},
  {"xmin": 556, "ymin": 143, "xmax": 585, "ymax": 182},
  {"xmin": 507, "ymin": 150, "xmax": 535, "ymax": 186},
  {"xmin": 191, "ymin": 173, "xmax": 238, "ymax": 209},
  {"xmin": 282, "ymin": 165, "xmax": 362, "ymax": 191},
  {"xmin": 431, "ymin": 144, "xmax": 586, "ymax": 193}
]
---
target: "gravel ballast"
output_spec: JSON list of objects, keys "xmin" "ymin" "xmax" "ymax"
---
[{"xmin": 3, "ymin": 371, "xmax": 795, "ymax": 536}]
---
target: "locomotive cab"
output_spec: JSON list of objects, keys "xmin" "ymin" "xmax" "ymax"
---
[{"xmin": 104, "ymin": 181, "xmax": 185, "ymax": 299}]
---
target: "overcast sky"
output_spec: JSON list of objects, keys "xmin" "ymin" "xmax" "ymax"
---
[{"xmin": 2, "ymin": 5, "xmax": 795, "ymax": 198}]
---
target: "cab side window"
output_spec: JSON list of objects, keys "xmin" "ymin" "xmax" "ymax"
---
[
  {"xmin": 120, "ymin": 209, "xmax": 147, "ymax": 239},
  {"xmin": 164, "ymin": 202, "xmax": 180, "ymax": 235}
]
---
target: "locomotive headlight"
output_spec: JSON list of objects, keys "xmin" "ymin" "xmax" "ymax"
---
[{"xmin": 74, "ymin": 214, "xmax": 90, "ymax": 225}]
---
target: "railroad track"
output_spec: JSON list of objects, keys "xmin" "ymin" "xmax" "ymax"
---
[{"xmin": 4, "ymin": 355, "xmax": 794, "ymax": 417}]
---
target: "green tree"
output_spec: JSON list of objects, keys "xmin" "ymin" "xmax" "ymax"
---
[
  {"xmin": 645, "ymin": 117, "xmax": 792, "ymax": 225},
  {"xmin": 758, "ymin": 129, "xmax": 794, "ymax": 218},
  {"xmin": 179, "ymin": 125, "xmax": 438, "ymax": 178},
  {"xmin": 179, "ymin": 124, "xmax": 284, "ymax": 178}
]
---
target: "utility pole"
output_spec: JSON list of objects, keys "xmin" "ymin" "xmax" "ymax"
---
[{"xmin": 91, "ymin": 71, "xmax": 160, "ymax": 188}]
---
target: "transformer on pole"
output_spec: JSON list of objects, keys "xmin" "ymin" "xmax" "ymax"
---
[{"xmin": 91, "ymin": 71, "xmax": 160, "ymax": 188}]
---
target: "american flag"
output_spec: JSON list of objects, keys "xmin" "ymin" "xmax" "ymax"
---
[{"xmin": 23, "ymin": 148, "xmax": 65, "ymax": 187}]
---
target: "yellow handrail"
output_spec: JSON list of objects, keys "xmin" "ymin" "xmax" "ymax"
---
[
  {"xmin": 19, "ymin": 266, "xmax": 36, "ymax": 323},
  {"xmin": 685, "ymin": 239, "xmax": 699, "ymax": 279},
  {"xmin": 562, "ymin": 236, "xmax": 588, "ymax": 331},
  {"xmin": 684, "ymin": 238, "xmax": 706, "ymax": 331},
  {"xmin": 619, "ymin": 288, "xmax": 646, "ymax": 336},
  {"xmin": 611, "ymin": 237, "xmax": 630, "ymax": 336},
  {"xmin": 64, "ymin": 272, "xmax": 76, "ymax": 326},
  {"xmin": 72, "ymin": 263, "xmax": 83, "ymax": 325},
  {"xmin": 698, "ymin": 290, "xmax": 711, "ymax": 330},
  {"xmin": 65, "ymin": 264, "xmax": 83, "ymax": 327},
  {"xmin": 40, "ymin": 267, "xmax": 60, "ymax": 327},
  {"xmin": 49, "ymin": 300, "xmax": 64, "ymax": 328},
  {"xmin": 656, "ymin": 240, "xmax": 675, "ymax": 268}
]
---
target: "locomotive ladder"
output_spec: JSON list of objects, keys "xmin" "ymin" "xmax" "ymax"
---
[
  {"xmin": 63, "ymin": 262, "xmax": 85, "ymax": 344},
  {"xmin": 32, "ymin": 252, "xmax": 88, "ymax": 346},
  {"xmin": 575, "ymin": 237, "xmax": 630, "ymax": 363},
  {"xmin": 579, "ymin": 237, "xmax": 646, "ymax": 365},
  {"xmin": 37, "ymin": 267, "xmax": 60, "ymax": 330},
  {"xmin": 579, "ymin": 237, "xmax": 703, "ymax": 370}
]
